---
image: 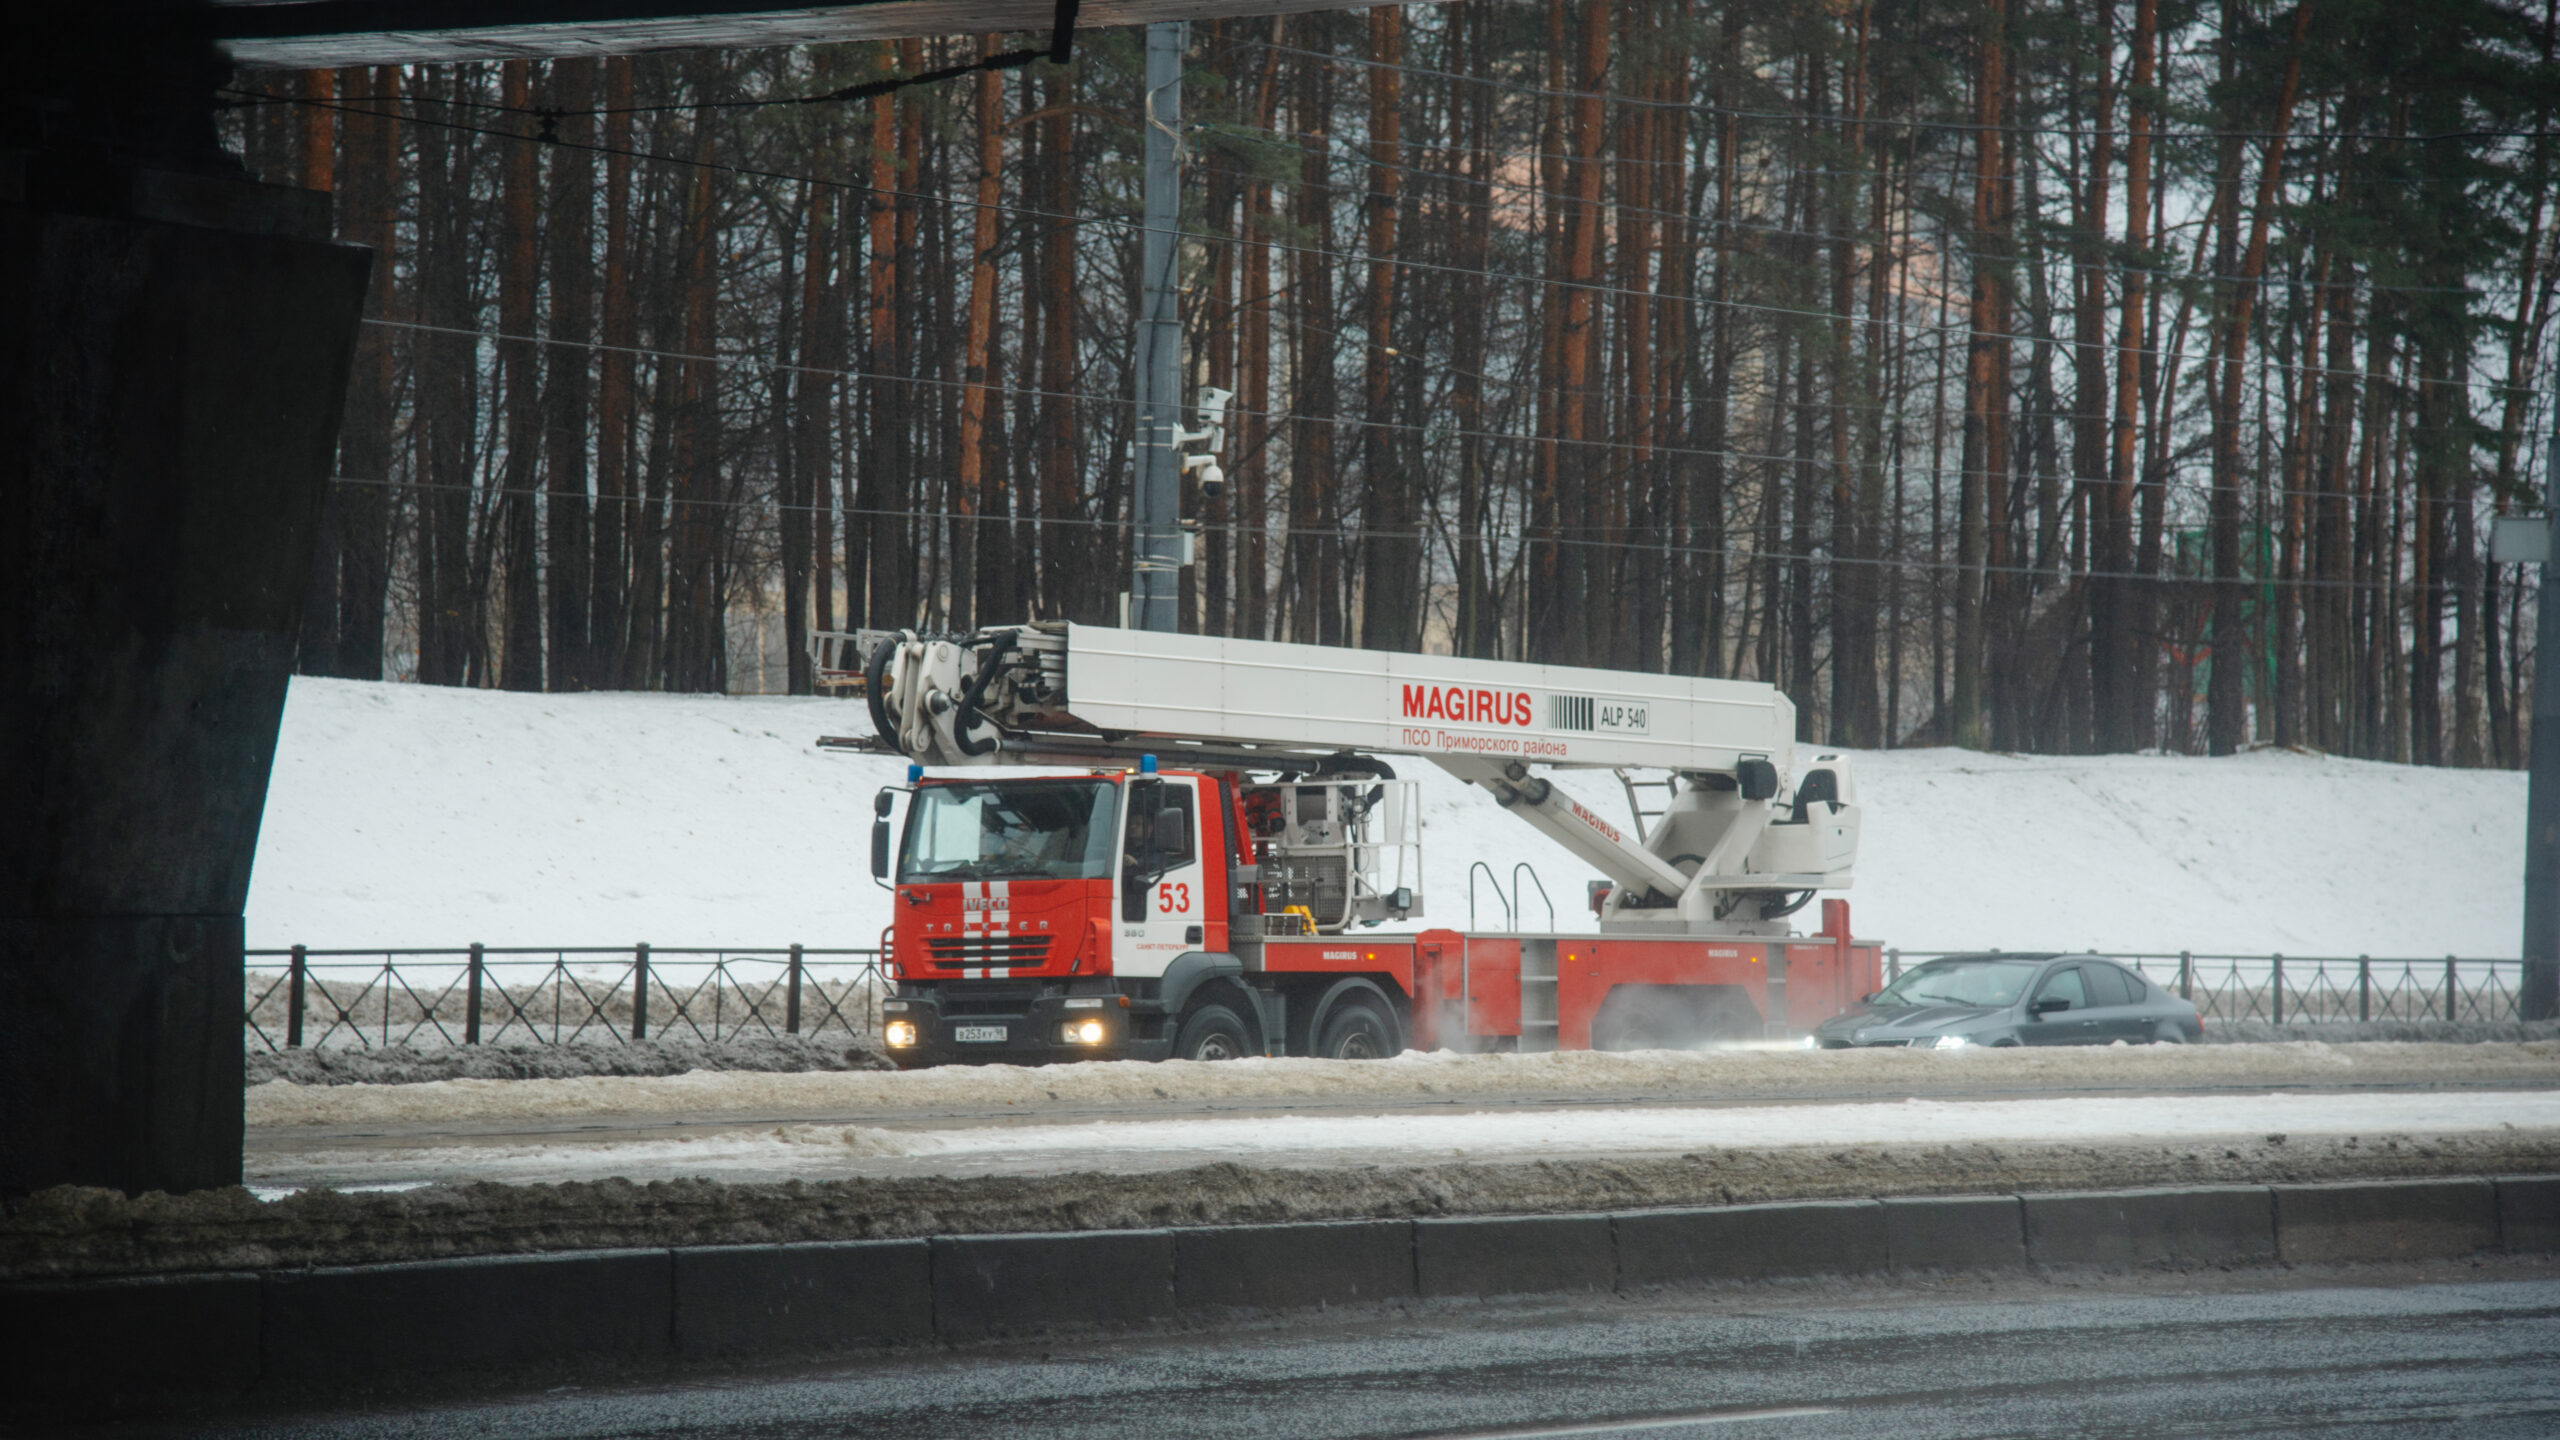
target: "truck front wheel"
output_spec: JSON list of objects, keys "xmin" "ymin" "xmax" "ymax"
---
[{"xmin": 1173, "ymin": 1003, "xmax": 1253, "ymax": 1062}]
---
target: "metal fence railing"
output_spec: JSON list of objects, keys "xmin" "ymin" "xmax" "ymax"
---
[
  {"xmin": 246, "ymin": 944, "xmax": 2529, "ymax": 1052},
  {"xmin": 1883, "ymin": 949, "xmax": 2529, "ymax": 1027},
  {"xmin": 244, "ymin": 946, "xmax": 887, "ymax": 1053}
]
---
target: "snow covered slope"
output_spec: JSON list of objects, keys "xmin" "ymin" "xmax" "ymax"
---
[{"xmin": 249, "ymin": 677, "xmax": 2525, "ymax": 956}]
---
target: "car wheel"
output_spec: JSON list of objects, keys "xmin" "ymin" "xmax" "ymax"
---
[
  {"xmin": 1174, "ymin": 1003, "xmax": 1253, "ymax": 1062},
  {"xmin": 1316, "ymin": 1000, "xmax": 1399, "ymax": 1060}
]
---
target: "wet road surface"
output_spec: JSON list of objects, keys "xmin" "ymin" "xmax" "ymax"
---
[{"xmin": 92, "ymin": 1265, "xmax": 2560, "ymax": 1439}]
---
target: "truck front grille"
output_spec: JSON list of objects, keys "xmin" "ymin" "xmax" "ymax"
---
[
  {"xmin": 939, "ymin": 984, "xmax": 1042, "ymax": 1016},
  {"xmin": 924, "ymin": 935, "xmax": 1054, "ymax": 970}
]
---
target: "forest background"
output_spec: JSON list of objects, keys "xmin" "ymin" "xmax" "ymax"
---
[{"xmin": 232, "ymin": 0, "xmax": 2560, "ymax": 764}]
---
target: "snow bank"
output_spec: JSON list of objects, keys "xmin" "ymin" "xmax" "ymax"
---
[
  {"xmin": 249, "ymin": 1090, "xmax": 2560, "ymax": 1189},
  {"xmin": 249, "ymin": 676, "xmax": 2526, "ymax": 955},
  {"xmin": 242, "ymin": 1039, "xmax": 2560, "ymax": 1130}
]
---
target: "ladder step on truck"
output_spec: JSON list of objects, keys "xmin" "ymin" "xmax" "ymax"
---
[{"xmin": 823, "ymin": 623, "xmax": 1881, "ymax": 1066}]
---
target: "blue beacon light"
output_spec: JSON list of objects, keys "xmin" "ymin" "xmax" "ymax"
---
[
  {"xmin": 1139, "ymin": 754, "xmax": 1158, "ymax": 775},
  {"xmin": 906, "ymin": 763, "xmax": 923, "ymax": 784}
]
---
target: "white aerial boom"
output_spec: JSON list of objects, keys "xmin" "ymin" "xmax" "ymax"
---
[{"xmin": 845, "ymin": 623, "xmax": 1859, "ymax": 936}]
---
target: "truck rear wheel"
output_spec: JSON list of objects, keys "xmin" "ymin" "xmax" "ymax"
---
[
  {"xmin": 1315, "ymin": 1000, "xmax": 1399, "ymax": 1060},
  {"xmin": 1174, "ymin": 1003, "xmax": 1253, "ymax": 1062}
]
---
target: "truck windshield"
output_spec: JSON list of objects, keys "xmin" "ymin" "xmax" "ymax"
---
[
  {"xmin": 898, "ymin": 780, "xmax": 1119, "ymax": 883},
  {"xmin": 1872, "ymin": 958, "xmax": 2044, "ymax": 1008}
]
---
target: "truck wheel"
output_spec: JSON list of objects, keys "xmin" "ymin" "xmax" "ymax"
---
[
  {"xmin": 1174, "ymin": 1003, "xmax": 1253, "ymax": 1062},
  {"xmin": 1591, "ymin": 1003, "xmax": 1676, "ymax": 1052},
  {"xmin": 1316, "ymin": 1000, "xmax": 1399, "ymax": 1060}
]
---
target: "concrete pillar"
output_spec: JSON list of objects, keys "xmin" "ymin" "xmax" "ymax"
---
[{"xmin": 1, "ymin": 35, "xmax": 372, "ymax": 1194}]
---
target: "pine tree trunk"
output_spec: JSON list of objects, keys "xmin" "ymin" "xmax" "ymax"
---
[
  {"xmin": 1035, "ymin": 67, "xmax": 1084, "ymax": 622},
  {"xmin": 2205, "ymin": 0, "xmax": 2311, "ymax": 754},
  {"xmin": 1287, "ymin": 24, "xmax": 1342, "ymax": 646},
  {"xmin": 543, "ymin": 59, "xmax": 597, "ymax": 693},
  {"xmin": 663, "ymin": 94, "xmax": 723, "ymax": 692},
  {"xmin": 495, "ymin": 61, "xmax": 546, "ymax": 693},
  {"xmin": 1955, "ymin": 0, "xmax": 2010, "ymax": 749},
  {"xmin": 1237, "ymin": 26, "xmax": 1280, "ymax": 640},
  {"xmin": 861, "ymin": 76, "xmax": 903, "ymax": 629},
  {"xmin": 955, "ymin": 48, "xmax": 1005, "ymax": 634},
  {"xmin": 414, "ymin": 66, "xmax": 477, "ymax": 688},
  {"xmin": 1357, "ymin": 6, "xmax": 1414, "ymax": 652},
  {"xmin": 332, "ymin": 65, "xmax": 397, "ymax": 682},
  {"xmin": 293, "ymin": 67, "xmax": 342, "ymax": 677}
]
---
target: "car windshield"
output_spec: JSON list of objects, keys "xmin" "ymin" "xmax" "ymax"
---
[
  {"xmin": 1873, "ymin": 958, "xmax": 2046, "ymax": 1009},
  {"xmin": 898, "ymin": 780, "xmax": 1120, "ymax": 882}
]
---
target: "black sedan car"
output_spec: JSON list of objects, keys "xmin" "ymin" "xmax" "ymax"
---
[{"xmin": 1811, "ymin": 952, "xmax": 2204, "ymax": 1049}]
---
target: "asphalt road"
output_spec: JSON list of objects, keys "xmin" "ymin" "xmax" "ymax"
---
[{"xmin": 92, "ymin": 1265, "xmax": 2560, "ymax": 1439}]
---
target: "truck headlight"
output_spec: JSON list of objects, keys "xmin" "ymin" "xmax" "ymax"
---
[
  {"xmin": 885, "ymin": 1021, "xmax": 918, "ymax": 1048},
  {"xmin": 1930, "ymin": 1033, "xmax": 1971, "ymax": 1051},
  {"xmin": 1062, "ymin": 1018, "xmax": 1106, "ymax": 1045}
]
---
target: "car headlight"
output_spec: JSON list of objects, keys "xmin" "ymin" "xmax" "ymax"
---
[
  {"xmin": 1930, "ymin": 1033, "xmax": 1972, "ymax": 1051},
  {"xmin": 1796, "ymin": 1034, "xmax": 1819, "ymax": 1049},
  {"xmin": 1062, "ymin": 1018, "xmax": 1106, "ymax": 1045},
  {"xmin": 885, "ymin": 1020, "xmax": 918, "ymax": 1048}
]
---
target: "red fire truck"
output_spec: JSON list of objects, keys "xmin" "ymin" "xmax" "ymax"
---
[{"xmin": 826, "ymin": 623, "xmax": 1881, "ymax": 1065}]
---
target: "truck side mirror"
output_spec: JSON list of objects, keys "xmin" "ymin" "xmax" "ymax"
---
[
  {"xmin": 871, "ymin": 788, "xmax": 894, "ymax": 880},
  {"xmin": 1154, "ymin": 806, "xmax": 1184, "ymax": 862}
]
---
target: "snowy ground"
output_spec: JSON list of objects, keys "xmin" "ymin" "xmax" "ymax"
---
[
  {"xmin": 251, "ymin": 677, "xmax": 2525, "ymax": 956},
  {"xmin": 240, "ymin": 1041, "xmax": 2560, "ymax": 1192},
  {"xmin": 244, "ymin": 1088, "xmax": 2560, "ymax": 1192},
  {"xmin": 243, "ymin": 1040, "xmax": 2560, "ymax": 1129}
]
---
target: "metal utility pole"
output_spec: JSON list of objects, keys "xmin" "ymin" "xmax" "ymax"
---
[
  {"xmin": 2526, "ymin": 409, "xmax": 2560, "ymax": 1020},
  {"xmin": 1129, "ymin": 20, "xmax": 1187, "ymax": 633}
]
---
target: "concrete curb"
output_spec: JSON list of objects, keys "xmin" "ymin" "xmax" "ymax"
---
[
  {"xmin": 1417, "ymin": 1214, "xmax": 1615, "ymax": 1298},
  {"xmin": 2274, "ymin": 1179, "xmax": 2499, "ymax": 1263},
  {"xmin": 674, "ymin": 1240, "xmax": 931, "ymax": 1358},
  {"xmin": 2497, "ymin": 1174, "xmax": 2560, "ymax": 1253},
  {"xmin": 6, "ymin": 1175, "xmax": 2553, "ymax": 1413},
  {"xmin": 262, "ymin": 1249, "xmax": 675, "ymax": 1385},
  {"xmin": 931, "ymin": 1230, "xmax": 1177, "ymax": 1338},
  {"xmin": 1884, "ymin": 1195, "xmax": 2028, "ymax": 1271},
  {"xmin": 2023, "ymin": 1186, "xmax": 2276, "ymax": 1268},
  {"xmin": 1176, "ymin": 1220, "xmax": 1415, "ymax": 1314},
  {"xmin": 1613, "ymin": 1198, "xmax": 1885, "ymax": 1288}
]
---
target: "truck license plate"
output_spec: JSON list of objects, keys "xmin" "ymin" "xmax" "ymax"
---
[{"xmin": 953, "ymin": 1024, "xmax": 1007, "ymax": 1043}]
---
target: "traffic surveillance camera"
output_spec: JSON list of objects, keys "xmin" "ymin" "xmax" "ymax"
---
[{"xmin": 1197, "ymin": 461, "xmax": 1226, "ymax": 499}]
